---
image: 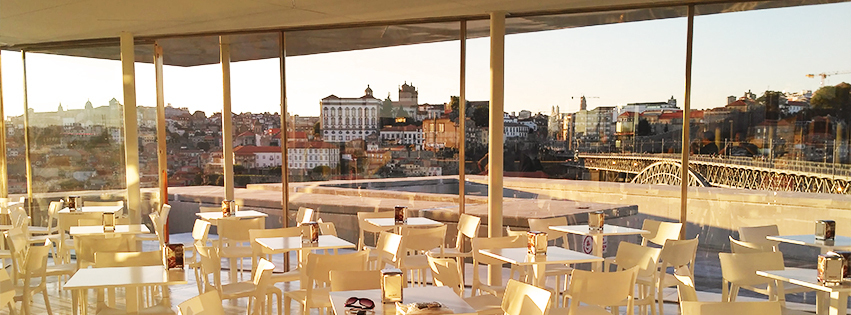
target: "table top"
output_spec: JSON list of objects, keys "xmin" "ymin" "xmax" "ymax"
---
[
  {"xmin": 757, "ymin": 268, "xmax": 851, "ymax": 293},
  {"xmin": 479, "ymin": 246, "xmax": 604, "ymax": 266},
  {"xmin": 551, "ymin": 224, "xmax": 649, "ymax": 236},
  {"xmin": 70, "ymin": 224, "xmax": 150, "ymax": 236},
  {"xmin": 196, "ymin": 210, "xmax": 268, "ymax": 221},
  {"xmin": 58, "ymin": 205, "xmax": 123, "ymax": 214},
  {"xmin": 329, "ymin": 286, "xmax": 477, "ymax": 315},
  {"xmin": 766, "ymin": 235, "xmax": 851, "ymax": 250},
  {"xmin": 255, "ymin": 235, "xmax": 356, "ymax": 254},
  {"xmin": 64, "ymin": 265, "xmax": 186, "ymax": 289},
  {"xmin": 365, "ymin": 217, "xmax": 444, "ymax": 228}
]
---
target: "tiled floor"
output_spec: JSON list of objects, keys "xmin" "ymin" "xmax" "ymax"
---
[{"xmin": 2, "ymin": 233, "xmax": 823, "ymax": 315}]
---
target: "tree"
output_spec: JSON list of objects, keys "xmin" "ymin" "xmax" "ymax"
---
[
  {"xmin": 380, "ymin": 96, "xmax": 394, "ymax": 118},
  {"xmin": 313, "ymin": 121, "xmax": 321, "ymax": 138},
  {"xmin": 637, "ymin": 119, "xmax": 652, "ymax": 136},
  {"xmin": 757, "ymin": 90, "xmax": 784, "ymax": 120},
  {"xmin": 811, "ymin": 83, "xmax": 851, "ymax": 122},
  {"xmin": 472, "ymin": 105, "xmax": 489, "ymax": 128}
]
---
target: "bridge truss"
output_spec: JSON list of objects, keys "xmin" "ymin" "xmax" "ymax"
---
[{"xmin": 580, "ymin": 154, "xmax": 851, "ymax": 195}]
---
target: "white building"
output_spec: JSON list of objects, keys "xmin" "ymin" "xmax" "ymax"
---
[
  {"xmin": 380, "ymin": 125, "xmax": 423, "ymax": 149},
  {"xmin": 321, "ymin": 85, "xmax": 381, "ymax": 143},
  {"xmin": 234, "ymin": 142, "xmax": 340, "ymax": 170},
  {"xmin": 504, "ymin": 122, "xmax": 530, "ymax": 139}
]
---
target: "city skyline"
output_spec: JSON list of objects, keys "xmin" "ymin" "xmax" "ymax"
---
[{"xmin": 0, "ymin": 2, "xmax": 849, "ymax": 119}]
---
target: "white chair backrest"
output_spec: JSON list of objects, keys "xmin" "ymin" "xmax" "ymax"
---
[
  {"xmin": 528, "ymin": 217, "xmax": 569, "ymax": 242},
  {"xmin": 719, "ymin": 251, "xmax": 784, "ymax": 286},
  {"xmin": 192, "ymin": 219, "xmax": 212, "ymax": 243},
  {"xmin": 659, "ymin": 237, "xmax": 699, "ymax": 277},
  {"xmin": 501, "ymin": 279, "xmax": 552, "ymax": 315},
  {"xmin": 675, "ymin": 273, "xmax": 699, "ymax": 302},
  {"xmin": 178, "ymin": 291, "xmax": 226, "ymax": 315},
  {"xmin": 0, "ymin": 268, "xmax": 15, "ymax": 312},
  {"xmin": 738, "ymin": 225, "xmax": 779, "ymax": 243},
  {"xmin": 304, "ymin": 250, "xmax": 369, "ymax": 292},
  {"xmin": 248, "ymin": 258, "xmax": 275, "ymax": 315},
  {"xmin": 329, "ymin": 270, "xmax": 381, "ymax": 291},
  {"xmin": 568, "ymin": 266, "xmax": 638, "ymax": 314},
  {"xmin": 374, "ymin": 232, "xmax": 404, "ymax": 269},
  {"xmin": 318, "ymin": 221, "xmax": 338, "ymax": 236},
  {"xmin": 454, "ymin": 214, "xmax": 481, "ymax": 248},
  {"xmin": 614, "ymin": 242, "xmax": 661, "ymax": 278},
  {"xmin": 296, "ymin": 207, "xmax": 315, "ymax": 226},
  {"xmin": 641, "ymin": 219, "xmax": 682, "ymax": 247},
  {"xmin": 427, "ymin": 255, "xmax": 464, "ymax": 295},
  {"xmin": 729, "ymin": 236, "xmax": 774, "ymax": 253},
  {"xmin": 681, "ymin": 301, "xmax": 781, "ymax": 315},
  {"xmin": 401, "ymin": 225, "xmax": 447, "ymax": 253}
]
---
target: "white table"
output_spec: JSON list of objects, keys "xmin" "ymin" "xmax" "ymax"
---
[
  {"xmin": 70, "ymin": 224, "xmax": 149, "ymax": 236},
  {"xmin": 551, "ymin": 224, "xmax": 649, "ymax": 270},
  {"xmin": 757, "ymin": 268, "xmax": 851, "ymax": 315},
  {"xmin": 329, "ymin": 286, "xmax": 478, "ymax": 315},
  {"xmin": 196, "ymin": 210, "xmax": 268, "ymax": 225},
  {"xmin": 58, "ymin": 205, "xmax": 124, "ymax": 214},
  {"xmin": 256, "ymin": 235, "xmax": 356, "ymax": 255},
  {"xmin": 767, "ymin": 235, "xmax": 851, "ymax": 251},
  {"xmin": 479, "ymin": 246, "xmax": 603, "ymax": 287},
  {"xmin": 365, "ymin": 217, "xmax": 444, "ymax": 234},
  {"xmin": 65, "ymin": 265, "xmax": 186, "ymax": 315}
]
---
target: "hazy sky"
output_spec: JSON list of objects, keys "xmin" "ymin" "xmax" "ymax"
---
[{"xmin": 1, "ymin": 2, "xmax": 849, "ymax": 119}]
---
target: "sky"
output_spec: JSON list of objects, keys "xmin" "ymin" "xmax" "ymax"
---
[{"xmin": 1, "ymin": 2, "xmax": 849, "ymax": 119}]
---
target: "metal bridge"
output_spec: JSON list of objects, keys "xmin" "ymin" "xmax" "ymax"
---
[{"xmin": 579, "ymin": 153, "xmax": 851, "ymax": 195}]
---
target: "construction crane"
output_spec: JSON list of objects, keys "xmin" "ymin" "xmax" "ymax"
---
[{"xmin": 806, "ymin": 70, "xmax": 851, "ymax": 87}]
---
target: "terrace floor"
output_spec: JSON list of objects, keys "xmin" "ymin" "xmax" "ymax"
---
[{"xmin": 2, "ymin": 232, "xmax": 827, "ymax": 315}]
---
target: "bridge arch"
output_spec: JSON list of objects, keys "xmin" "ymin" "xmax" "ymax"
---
[{"xmin": 631, "ymin": 161, "xmax": 711, "ymax": 187}]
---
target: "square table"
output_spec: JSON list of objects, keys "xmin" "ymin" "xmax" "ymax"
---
[
  {"xmin": 58, "ymin": 205, "xmax": 124, "ymax": 215},
  {"xmin": 479, "ymin": 246, "xmax": 603, "ymax": 287},
  {"xmin": 551, "ymin": 224, "xmax": 649, "ymax": 270},
  {"xmin": 196, "ymin": 210, "xmax": 268, "ymax": 225},
  {"xmin": 256, "ymin": 235, "xmax": 356, "ymax": 255},
  {"xmin": 65, "ymin": 265, "xmax": 186, "ymax": 315},
  {"xmin": 757, "ymin": 268, "xmax": 851, "ymax": 315},
  {"xmin": 329, "ymin": 286, "xmax": 478, "ymax": 315},
  {"xmin": 365, "ymin": 217, "xmax": 444, "ymax": 233},
  {"xmin": 70, "ymin": 224, "xmax": 150, "ymax": 236},
  {"xmin": 766, "ymin": 235, "xmax": 851, "ymax": 252}
]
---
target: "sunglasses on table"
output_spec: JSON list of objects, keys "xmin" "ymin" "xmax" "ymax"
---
[{"xmin": 345, "ymin": 297, "xmax": 375, "ymax": 310}]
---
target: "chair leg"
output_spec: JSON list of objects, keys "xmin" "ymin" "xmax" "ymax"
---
[{"xmin": 42, "ymin": 288, "xmax": 53, "ymax": 315}]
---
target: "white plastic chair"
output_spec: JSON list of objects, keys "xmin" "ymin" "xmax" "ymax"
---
[
  {"xmin": 607, "ymin": 242, "xmax": 661, "ymax": 315},
  {"xmin": 400, "ymin": 224, "xmax": 446, "ymax": 286},
  {"xmin": 295, "ymin": 207, "xmax": 315, "ymax": 226},
  {"xmin": 738, "ymin": 225, "xmax": 780, "ymax": 249},
  {"xmin": 719, "ymin": 251, "xmax": 813, "ymax": 305},
  {"xmin": 680, "ymin": 301, "xmax": 781, "ymax": 315},
  {"xmin": 641, "ymin": 219, "xmax": 683, "ymax": 247},
  {"xmin": 559, "ymin": 266, "xmax": 639, "ymax": 315},
  {"xmin": 329, "ymin": 270, "xmax": 381, "ymax": 291},
  {"xmin": 470, "ymin": 235, "xmax": 526, "ymax": 298},
  {"xmin": 356, "ymin": 211, "xmax": 395, "ymax": 251},
  {"xmin": 283, "ymin": 250, "xmax": 369, "ymax": 315},
  {"xmin": 196, "ymin": 246, "xmax": 282, "ymax": 314},
  {"xmin": 8, "ymin": 237, "xmax": 52, "ymax": 315},
  {"xmin": 528, "ymin": 217, "xmax": 574, "ymax": 294},
  {"xmin": 427, "ymin": 255, "xmax": 502, "ymax": 315},
  {"xmin": 177, "ymin": 291, "xmax": 226, "ymax": 315},
  {"xmin": 502, "ymin": 279, "xmax": 553, "ymax": 315},
  {"xmin": 217, "ymin": 217, "xmax": 264, "ymax": 282},
  {"xmin": 0, "ymin": 267, "xmax": 16, "ymax": 314},
  {"xmin": 429, "ymin": 214, "xmax": 480, "ymax": 280},
  {"xmin": 94, "ymin": 251, "xmax": 173, "ymax": 315},
  {"xmin": 248, "ymin": 227, "xmax": 302, "ymax": 286},
  {"xmin": 655, "ymin": 237, "xmax": 699, "ymax": 315},
  {"xmin": 371, "ymin": 231, "xmax": 404, "ymax": 270}
]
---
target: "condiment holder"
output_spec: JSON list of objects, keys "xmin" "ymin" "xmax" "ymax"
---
[
  {"xmin": 164, "ymin": 244, "xmax": 185, "ymax": 269},
  {"xmin": 527, "ymin": 231, "xmax": 547, "ymax": 255},
  {"xmin": 589, "ymin": 210, "xmax": 605, "ymax": 231},
  {"xmin": 381, "ymin": 268, "xmax": 404, "ymax": 303},
  {"xmin": 221, "ymin": 200, "xmax": 237, "ymax": 217},
  {"xmin": 67, "ymin": 195, "xmax": 82, "ymax": 212},
  {"xmin": 816, "ymin": 220, "xmax": 836, "ymax": 241},
  {"xmin": 394, "ymin": 205, "xmax": 407, "ymax": 224},
  {"xmin": 301, "ymin": 221, "xmax": 319, "ymax": 244},
  {"xmin": 819, "ymin": 252, "xmax": 845, "ymax": 285}
]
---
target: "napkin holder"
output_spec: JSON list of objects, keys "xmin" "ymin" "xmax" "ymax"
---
[
  {"xmin": 102, "ymin": 212, "xmax": 115, "ymax": 232},
  {"xmin": 381, "ymin": 268, "xmax": 404, "ymax": 303},
  {"xmin": 527, "ymin": 231, "xmax": 547, "ymax": 255},
  {"xmin": 164, "ymin": 244, "xmax": 185, "ymax": 269},
  {"xmin": 589, "ymin": 211, "xmax": 605, "ymax": 231},
  {"xmin": 301, "ymin": 221, "xmax": 319, "ymax": 244},
  {"xmin": 394, "ymin": 206, "xmax": 407, "ymax": 224},
  {"xmin": 816, "ymin": 220, "xmax": 836, "ymax": 241},
  {"xmin": 221, "ymin": 200, "xmax": 237, "ymax": 217},
  {"xmin": 67, "ymin": 195, "xmax": 82, "ymax": 212},
  {"xmin": 819, "ymin": 252, "xmax": 845, "ymax": 284}
]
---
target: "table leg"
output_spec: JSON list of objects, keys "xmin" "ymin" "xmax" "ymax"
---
[
  {"xmin": 592, "ymin": 235, "xmax": 604, "ymax": 271},
  {"xmin": 817, "ymin": 291, "xmax": 830, "ymax": 315},
  {"xmin": 829, "ymin": 291, "xmax": 848, "ymax": 315},
  {"xmin": 532, "ymin": 264, "xmax": 546, "ymax": 288}
]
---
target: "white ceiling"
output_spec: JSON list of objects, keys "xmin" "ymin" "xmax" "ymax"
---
[{"xmin": 1, "ymin": 0, "xmax": 844, "ymax": 66}]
